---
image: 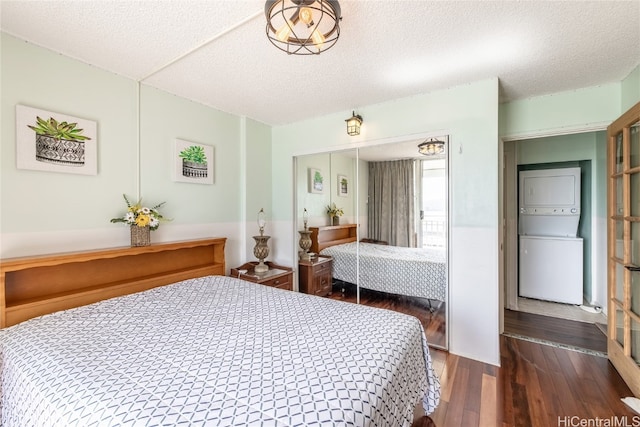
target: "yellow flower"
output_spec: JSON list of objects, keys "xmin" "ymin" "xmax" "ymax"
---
[
  {"xmin": 110, "ymin": 194, "xmax": 168, "ymax": 231},
  {"xmin": 135, "ymin": 214, "xmax": 151, "ymax": 227}
]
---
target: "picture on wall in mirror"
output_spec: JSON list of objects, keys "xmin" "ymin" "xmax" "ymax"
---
[
  {"xmin": 308, "ymin": 168, "xmax": 324, "ymax": 194},
  {"xmin": 338, "ymin": 174, "xmax": 348, "ymax": 197},
  {"xmin": 173, "ymin": 139, "xmax": 214, "ymax": 185},
  {"xmin": 16, "ymin": 104, "xmax": 98, "ymax": 175}
]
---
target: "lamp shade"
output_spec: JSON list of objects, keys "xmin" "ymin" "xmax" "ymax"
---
[
  {"xmin": 257, "ymin": 208, "xmax": 266, "ymax": 235},
  {"xmin": 265, "ymin": 0, "xmax": 341, "ymax": 55}
]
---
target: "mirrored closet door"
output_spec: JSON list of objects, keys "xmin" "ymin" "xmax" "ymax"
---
[
  {"xmin": 295, "ymin": 150, "xmax": 359, "ymax": 302},
  {"xmin": 294, "ymin": 138, "xmax": 449, "ymax": 350}
]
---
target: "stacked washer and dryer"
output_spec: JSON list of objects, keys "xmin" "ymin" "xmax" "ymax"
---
[{"xmin": 518, "ymin": 167, "xmax": 583, "ymax": 305}]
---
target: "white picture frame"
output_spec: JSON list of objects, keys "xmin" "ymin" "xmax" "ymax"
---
[
  {"xmin": 338, "ymin": 174, "xmax": 349, "ymax": 197},
  {"xmin": 16, "ymin": 104, "xmax": 98, "ymax": 175},
  {"xmin": 308, "ymin": 168, "xmax": 324, "ymax": 194},
  {"xmin": 173, "ymin": 139, "xmax": 214, "ymax": 185}
]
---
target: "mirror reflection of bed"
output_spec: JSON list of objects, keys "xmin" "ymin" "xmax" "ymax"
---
[{"xmin": 294, "ymin": 138, "xmax": 449, "ymax": 350}]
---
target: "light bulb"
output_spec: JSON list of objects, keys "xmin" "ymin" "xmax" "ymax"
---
[
  {"xmin": 299, "ymin": 7, "xmax": 314, "ymax": 27},
  {"xmin": 311, "ymin": 29, "xmax": 325, "ymax": 49},
  {"xmin": 257, "ymin": 208, "xmax": 266, "ymax": 229},
  {"xmin": 275, "ymin": 19, "xmax": 293, "ymax": 42}
]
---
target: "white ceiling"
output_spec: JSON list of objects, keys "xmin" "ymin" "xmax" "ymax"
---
[{"xmin": 1, "ymin": 1, "xmax": 639, "ymax": 127}]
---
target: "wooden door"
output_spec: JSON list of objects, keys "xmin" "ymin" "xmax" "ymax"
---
[{"xmin": 607, "ymin": 101, "xmax": 640, "ymax": 397}]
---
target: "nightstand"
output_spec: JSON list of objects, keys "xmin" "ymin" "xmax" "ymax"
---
[
  {"xmin": 298, "ymin": 255, "xmax": 333, "ymax": 297},
  {"xmin": 230, "ymin": 262, "xmax": 293, "ymax": 291}
]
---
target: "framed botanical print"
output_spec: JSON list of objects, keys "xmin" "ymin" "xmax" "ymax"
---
[
  {"xmin": 308, "ymin": 168, "xmax": 324, "ymax": 193},
  {"xmin": 16, "ymin": 104, "xmax": 98, "ymax": 175},
  {"xmin": 173, "ymin": 139, "xmax": 214, "ymax": 185},
  {"xmin": 338, "ymin": 174, "xmax": 348, "ymax": 196}
]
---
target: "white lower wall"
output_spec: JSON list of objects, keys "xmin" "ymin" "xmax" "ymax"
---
[{"xmin": 450, "ymin": 226, "xmax": 499, "ymax": 365}]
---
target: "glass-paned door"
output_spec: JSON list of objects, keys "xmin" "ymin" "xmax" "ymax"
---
[{"xmin": 607, "ymin": 101, "xmax": 640, "ymax": 397}]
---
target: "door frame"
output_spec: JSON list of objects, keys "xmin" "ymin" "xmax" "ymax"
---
[
  {"xmin": 500, "ymin": 126, "xmax": 607, "ymax": 332},
  {"xmin": 606, "ymin": 101, "xmax": 640, "ymax": 397}
]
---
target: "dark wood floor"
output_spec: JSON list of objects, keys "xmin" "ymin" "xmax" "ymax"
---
[
  {"xmin": 327, "ymin": 282, "xmax": 446, "ymax": 348},
  {"xmin": 414, "ymin": 335, "xmax": 637, "ymax": 427},
  {"xmin": 504, "ymin": 309, "xmax": 607, "ymax": 353},
  {"xmin": 411, "ymin": 311, "xmax": 637, "ymax": 426},
  {"xmin": 325, "ymin": 284, "xmax": 636, "ymax": 427}
]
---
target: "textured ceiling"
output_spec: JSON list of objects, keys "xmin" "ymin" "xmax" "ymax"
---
[{"xmin": 1, "ymin": 1, "xmax": 639, "ymax": 126}]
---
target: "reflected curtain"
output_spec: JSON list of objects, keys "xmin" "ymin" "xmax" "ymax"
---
[{"xmin": 368, "ymin": 159, "xmax": 416, "ymax": 247}]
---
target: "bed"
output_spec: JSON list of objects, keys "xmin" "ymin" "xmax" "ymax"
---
[
  {"xmin": 0, "ymin": 238, "xmax": 440, "ymax": 426},
  {"xmin": 310, "ymin": 226, "xmax": 447, "ymax": 302}
]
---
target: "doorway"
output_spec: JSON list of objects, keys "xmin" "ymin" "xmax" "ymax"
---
[{"xmin": 502, "ymin": 132, "xmax": 608, "ymax": 351}]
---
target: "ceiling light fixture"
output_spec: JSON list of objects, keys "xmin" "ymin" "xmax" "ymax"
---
[
  {"xmin": 418, "ymin": 138, "xmax": 446, "ymax": 156},
  {"xmin": 265, "ymin": 0, "xmax": 341, "ymax": 55},
  {"xmin": 345, "ymin": 111, "xmax": 363, "ymax": 136}
]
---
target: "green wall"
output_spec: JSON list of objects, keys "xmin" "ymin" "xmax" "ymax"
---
[
  {"xmin": 621, "ymin": 65, "xmax": 640, "ymax": 111},
  {"xmin": 500, "ymin": 84, "xmax": 621, "ymax": 139},
  {"xmin": 1, "ymin": 34, "xmax": 137, "ymax": 233},
  {"xmin": 138, "ymin": 85, "xmax": 242, "ymax": 223},
  {"xmin": 245, "ymin": 117, "xmax": 273, "ymax": 261},
  {"xmin": 294, "ymin": 151, "xmax": 357, "ymax": 227},
  {"xmin": 0, "ymin": 33, "xmax": 267, "ymax": 267}
]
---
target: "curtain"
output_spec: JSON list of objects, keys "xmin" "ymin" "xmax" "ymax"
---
[{"xmin": 368, "ymin": 159, "xmax": 416, "ymax": 247}]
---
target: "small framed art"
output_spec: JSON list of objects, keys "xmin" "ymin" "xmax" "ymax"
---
[
  {"xmin": 308, "ymin": 168, "xmax": 324, "ymax": 194},
  {"xmin": 16, "ymin": 104, "xmax": 98, "ymax": 175},
  {"xmin": 338, "ymin": 174, "xmax": 349, "ymax": 197},
  {"xmin": 173, "ymin": 139, "xmax": 214, "ymax": 185}
]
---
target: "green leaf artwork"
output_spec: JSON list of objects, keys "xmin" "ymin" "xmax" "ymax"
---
[
  {"xmin": 27, "ymin": 116, "xmax": 91, "ymax": 141},
  {"xmin": 179, "ymin": 145, "xmax": 207, "ymax": 164}
]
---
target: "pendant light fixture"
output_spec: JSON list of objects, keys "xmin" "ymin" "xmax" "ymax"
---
[
  {"xmin": 418, "ymin": 138, "xmax": 446, "ymax": 156},
  {"xmin": 265, "ymin": 0, "xmax": 341, "ymax": 55}
]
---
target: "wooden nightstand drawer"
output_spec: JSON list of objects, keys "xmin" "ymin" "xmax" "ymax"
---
[
  {"xmin": 313, "ymin": 261, "xmax": 331, "ymax": 275},
  {"xmin": 299, "ymin": 255, "xmax": 333, "ymax": 297},
  {"xmin": 261, "ymin": 274, "xmax": 292, "ymax": 290},
  {"xmin": 230, "ymin": 262, "xmax": 293, "ymax": 291}
]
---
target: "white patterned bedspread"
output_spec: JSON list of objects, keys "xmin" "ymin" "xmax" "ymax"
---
[
  {"xmin": 320, "ymin": 242, "xmax": 447, "ymax": 301},
  {"xmin": 1, "ymin": 275, "xmax": 440, "ymax": 427}
]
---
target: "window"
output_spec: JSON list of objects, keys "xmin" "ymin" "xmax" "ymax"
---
[{"xmin": 419, "ymin": 159, "xmax": 447, "ymax": 248}]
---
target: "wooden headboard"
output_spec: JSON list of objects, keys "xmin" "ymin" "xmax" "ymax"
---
[
  {"xmin": 0, "ymin": 237, "xmax": 226, "ymax": 328},
  {"xmin": 309, "ymin": 224, "xmax": 357, "ymax": 254}
]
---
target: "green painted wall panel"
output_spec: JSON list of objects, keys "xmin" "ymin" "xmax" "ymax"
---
[
  {"xmin": 1, "ymin": 34, "xmax": 137, "ymax": 233},
  {"xmin": 1, "ymin": 33, "xmax": 245, "ymax": 238},
  {"xmin": 500, "ymin": 84, "xmax": 621, "ymax": 139},
  {"xmin": 621, "ymin": 65, "xmax": 640, "ymax": 111}
]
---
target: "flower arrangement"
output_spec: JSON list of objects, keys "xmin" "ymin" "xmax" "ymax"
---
[
  {"xmin": 110, "ymin": 194, "xmax": 167, "ymax": 231},
  {"xmin": 326, "ymin": 202, "xmax": 344, "ymax": 217}
]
